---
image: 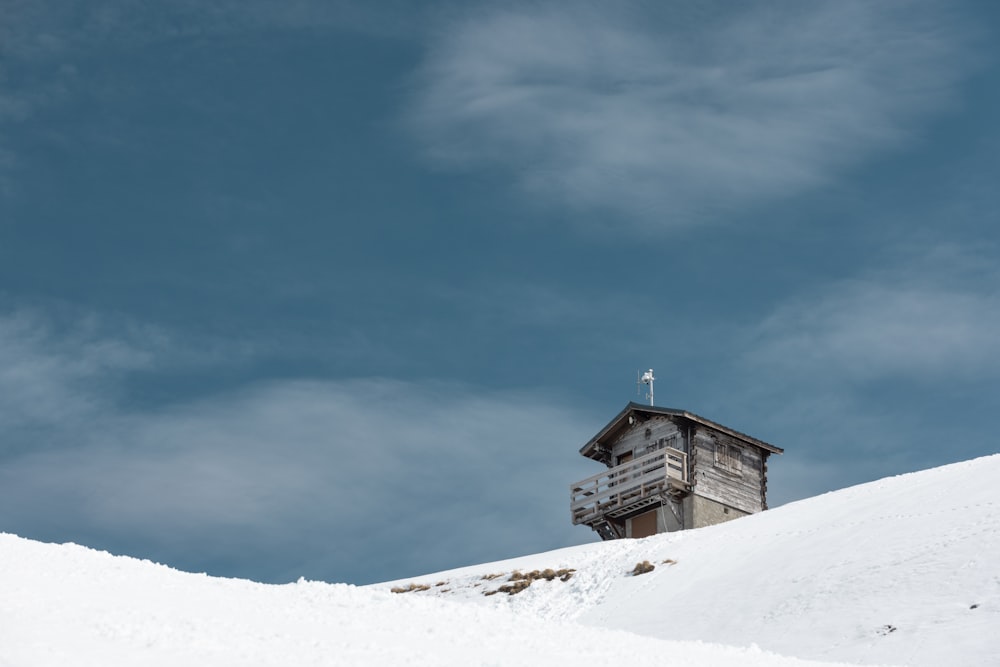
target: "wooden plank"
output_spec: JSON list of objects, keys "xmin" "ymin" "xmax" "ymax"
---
[
  {"xmin": 688, "ymin": 429, "xmax": 767, "ymax": 513},
  {"xmin": 570, "ymin": 448, "xmax": 687, "ymax": 524},
  {"xmin": 610, "ymin": 417, "xmax": 681, "ymax": 462}
]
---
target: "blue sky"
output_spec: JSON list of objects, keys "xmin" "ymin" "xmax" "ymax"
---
[{"xmin": 1, "ymin": 0, "xmax": 999, "ymax": 584}]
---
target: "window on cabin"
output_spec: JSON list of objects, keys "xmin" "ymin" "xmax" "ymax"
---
[
  {"xmin": 656, "ymin": 434, "xmax": 677, "ymax": 451},
  {"xmin": 714, "ymin": 442, "xmax": 743, "ymax": 475}
]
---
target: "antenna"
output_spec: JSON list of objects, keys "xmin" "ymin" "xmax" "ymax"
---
[{"xmin": 637, "ymin": 368, "xmax": 655, "ymax": 406}]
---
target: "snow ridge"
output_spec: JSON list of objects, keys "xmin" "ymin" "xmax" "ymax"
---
[
  {"xmin": 375, "ymin": 454, "xmax": 1000, "ymax": 666},
  {"xmin": 3, "ymin": 454, "xmax": 999, "ymax": 666}
]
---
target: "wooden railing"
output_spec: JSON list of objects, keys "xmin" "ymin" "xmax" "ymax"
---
[{"xmin": 570, "ymin": 447, "xmax": 688, "ymax": 526}]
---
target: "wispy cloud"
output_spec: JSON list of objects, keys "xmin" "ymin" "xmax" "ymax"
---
[
  {"xmin": 410, "ymin": 1, "xmax": 972, "ymax": 230},
  {"xmin": 0, "ymin": 310, "xmax": 598, "ymax": 583},
  {"xmin": 711, "ymin": 242, "xmax": 1000, "ymax": 503},
  {"xmin": 0, "ymin": 310, "xmax": 157, "ymax": 438},
  {"xmin": 745, "ymin": 245, "xmax": 1000, "ymax": 383}
]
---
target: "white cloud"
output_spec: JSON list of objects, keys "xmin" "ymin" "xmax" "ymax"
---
[
  {"xmin": 0, "ymin": 311, "xmax": 599, "ymax": 583},
  {"xmin": 0, "ymin": 310, "xmax": 157, "ymax": 434},
  {"xmin": 745, "ymin": 246, "xmax": 1000, "ymax": 382},
  {"xmin": 410, "ymin": 1, "xmax": 972, "ymax": 230}
]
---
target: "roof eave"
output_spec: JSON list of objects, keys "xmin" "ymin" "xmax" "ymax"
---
[{"xmin": 579, "ymin": 402, "xmax": 783, "ymax": 458}]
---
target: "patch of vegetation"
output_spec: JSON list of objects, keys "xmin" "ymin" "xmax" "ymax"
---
[
  {"xmin": 482, "ymin": 567, "xmax": 577, "ymax": 596},
  {"xmin": 661, "ymin": 558, "xmax": 677, "ymax": 566},
  {"xmin": 631, "ymin": 561, "xmax": 655, "ymax": 576},
  {"xmin": 510, "ymin": 568, "xmax": 576, "ymax": 583},
  {"xmin": 481, "ymin": 572, "xmax": 505, "ymax": 581},
  {"xmin": 390, "ymin": 582, "xmax": 431, "ymax": 594},
  {"xmin": 435, "ymin": 581, "xmax": 448, "ymax": 587},
  {"xmin": 494, "ymin": 580, "xmax": 533, "ymax": 596}
]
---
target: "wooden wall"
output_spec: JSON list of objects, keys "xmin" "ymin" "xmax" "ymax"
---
[
  {"xmin": 689, "ymin": 425, "xmax": 764, "ymax": 514},
  {"xmin": 592, "ymin": 411, "xmax": 773, "ymax": 535},
  {"xmin": 608, "ymin": 415, "xmax": 685, "ymax": 464}
]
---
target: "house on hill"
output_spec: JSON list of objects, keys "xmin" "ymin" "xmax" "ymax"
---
[{"xmin": 570, "ymin": 402, "xmax": 783, "ymax": 540}]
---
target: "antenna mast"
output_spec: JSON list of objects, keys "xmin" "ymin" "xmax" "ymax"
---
[{"xmin": 637, "ymin": 368, "xmax": 655, "ymax": 406}]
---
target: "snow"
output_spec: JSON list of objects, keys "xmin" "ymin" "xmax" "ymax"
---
[{"xmin": 3, "ymin": 455, "xmax": 999, "ymax": 666}]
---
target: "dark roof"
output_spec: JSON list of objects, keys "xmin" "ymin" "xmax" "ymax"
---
[{"xmin": 579, "ymin": 401, "xmax": 783, "ymax": 459}]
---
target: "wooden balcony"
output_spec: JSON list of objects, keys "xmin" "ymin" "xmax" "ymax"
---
[{"xmin": 570, "ymin": 447, "xmax": 689, "ymax": 526}]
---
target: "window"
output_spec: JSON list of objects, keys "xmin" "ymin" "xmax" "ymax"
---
[
  {"xmin": 657, "ymin": 435, "xmax": 677, "ymax": 451},
  {"xmin": 715, "ymin": 442, "xmax": 743, "ymax": 475}
]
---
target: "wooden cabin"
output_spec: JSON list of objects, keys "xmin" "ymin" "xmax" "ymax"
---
[{"xmin": 570, "ymin": 402, "xmax": 782, "ymax": 540}]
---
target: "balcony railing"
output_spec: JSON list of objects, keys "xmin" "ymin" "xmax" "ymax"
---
[{"xmin": 570, "ymin": 447, "xmax": 688, "ymax": 526}]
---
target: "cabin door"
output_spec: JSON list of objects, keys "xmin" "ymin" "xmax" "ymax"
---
[{"xmin": 632, "ymin": 509, "xmax": 658, "ymax": 538}]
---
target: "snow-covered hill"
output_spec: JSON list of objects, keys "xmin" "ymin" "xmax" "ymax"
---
[
  {"xmin": 379, "ymin": 454, "xmax": 1000, "ymax": 665},
  {"xmin": 3, "ymin": 455, "xmax": 999, "ymax": 666}
]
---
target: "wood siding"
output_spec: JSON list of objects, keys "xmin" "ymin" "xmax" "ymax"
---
[
  {"xmin": 608, "ymin": 416, "xmax": 684, "ymax": 465},
  {"xmin": 690, "ymin": 425, "xmax": 764, "ymax": 514},
  {"xmin": 570, "ymin": 448, "xmax": 688, "ymax": 525},
  {"xmin": 573, "ymin": 405, "xmax": 779, "ymax": 540}
]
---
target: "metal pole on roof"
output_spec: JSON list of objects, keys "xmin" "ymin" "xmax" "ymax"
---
[{"xmin": 639, "ymin": 368, "xmax": 655, "ymax": 406}]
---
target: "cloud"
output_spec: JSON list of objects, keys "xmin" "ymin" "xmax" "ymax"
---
[
  {"xmin": 409, "ymin": 1, "xmax": 972, "ymax": 230},
  {"xmin": 0, "ymin": 310, "xmax": 158, "ymax": 439},
  {"xmin": 745, "ymin": 245, "xmax": 1000, "ymax": 383},
  {"xmin": 708, "ymin": 242, "xmax": 1000, "ymax": 506},
  {"xmin": 0, "ymin": 311, "xmax": 599, "ymax": 584}
]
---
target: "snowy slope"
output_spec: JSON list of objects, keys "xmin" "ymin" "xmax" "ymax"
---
[
  {"xmin": 0, "ymin": 536, "xmax": 843, "ymax": 667},
  {"xmin": 2, "ymin": 455, "xmax": 998, "ymax": 666},
  {"xmin": 376, "ymin": 454, "xmax": 1000, "ymax": 666}
]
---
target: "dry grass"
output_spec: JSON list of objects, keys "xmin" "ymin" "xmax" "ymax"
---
[
  {"xmin": 435, "ymin": 581, "xmax": 448, "ymax": 587},
  {"xmin": 499, "ymin": 580, "xmax": 533, "ymax": 595},
  {"xmin": 482, "ymin": 568, "xmax": 577, "ymax": 596},
  {"xmin": 510, "ymin": 568, "xmax": 576, "ymax": 582},
  {"xmin": 631, "ymin": 561, "xmax": 655, "ymax": 576},
  {"xmin": 390, "ymin": 582, "xmax": 431, "ymax": 594},
  {"xmin": 661, "ymin": 558, "xmax": 677, "ymax": 566},
  {"xmin": 481, "ymin": 572, "xmax": 505, "ymax": 581}
]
